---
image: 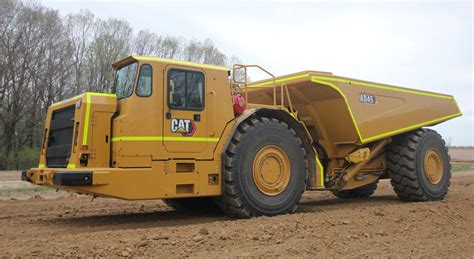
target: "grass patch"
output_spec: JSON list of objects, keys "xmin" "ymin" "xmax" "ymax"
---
[{"xmin": 451, "ymin": 164, "xmax": 473, "ymax": 173}]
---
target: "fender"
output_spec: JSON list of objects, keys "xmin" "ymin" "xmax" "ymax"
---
[{"xmin": 220, "ymin": 108, "xmax": 324, "ymax": 189}]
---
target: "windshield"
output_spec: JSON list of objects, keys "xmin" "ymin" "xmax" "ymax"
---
[{"xmin": 114, "ymin": 62, "xmax": 138, "ymax": 99}]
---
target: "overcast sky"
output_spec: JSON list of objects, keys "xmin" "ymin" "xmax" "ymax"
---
[{"xmin": 42, "ymin": 0, "xmax": 473, "ymax": 146}]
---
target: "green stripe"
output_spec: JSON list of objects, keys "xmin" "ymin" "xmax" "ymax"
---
[
  {"xmin": 310, "ymin": 76, "xmax": 461, "ymax": 144},
  {"xmin": 315, "ymin": 155, "xmax": 324, "ymax": 188},
  {"xmin": 112, "ymin": 136, "xmax": 220, "ymax": 142},
  {"xmin": 362, "ymin": 113, "xmax": 462, "ymax": 143},
  {"xmin": 247, "ymin": 73, "xmax": 453, "ymax": 100},
  {"xmin": 82, "ymin": 93, "xmax": 116, "ymax": 146},
  {"xmin": 311, "ymin": 78, "xmax": 364, "ymax": 142},
  {"xmin": 82, "ymin": 93, "xmax": 91, "ymax": 145},
  {"xmin": 312, "ymin": 75, "xmax": 453, "ymax": 99},
  {"xmin": 248, "ymin": 73, "xmax": 310, "ymax": 87},
  {"xmin": 134, "ymin": 56, "xmax": 229, "ymax": 72},
  {"xmin": 50, "ymin": 93, "xmax": 84, "ymax": 107},
  {"xmin": 50, "ymin": 92, "xmax": 116, "ymax": 108},
  {"xmin": 88, "ymin": 93, "xmax": 116, "ymax": 97}
]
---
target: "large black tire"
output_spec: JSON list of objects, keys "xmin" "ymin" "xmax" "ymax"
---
[
  {"xmin": 163, "ymin": 197, "xmax": 216, "ymax": 211},
  {"xmin": 216, "ymin": 116, "xmax": 308, "ymax": 218},
  {"xmin": 387, "ymin": 128, "xmax": 451, "ymax": 201},
  {"xmin": 331, "ymin": 181, "xmax": 378, "ymax": 198}
]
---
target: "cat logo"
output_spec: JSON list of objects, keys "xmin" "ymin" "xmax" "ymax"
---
[{"xmin": 171, "ymin": 118, "xmax": 196, "ymax": 136}]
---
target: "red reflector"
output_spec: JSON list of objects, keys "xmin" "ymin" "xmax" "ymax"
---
[{"xmin": 232, "ymin": 94, "xmax": 247, "ymax": 115}]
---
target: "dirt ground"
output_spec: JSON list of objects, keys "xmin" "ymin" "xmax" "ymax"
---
[
  {"xmin": 449, "ymin": 147, "xmax": 474, "ymax": 163},
  {"xmin": 0, "ymin": 149, "xmax": 473, "ymax": 257}
]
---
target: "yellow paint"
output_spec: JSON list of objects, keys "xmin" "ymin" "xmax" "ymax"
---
[
  {"xmin": 50, "ymin": 93, "xmax": 84, "ymax": 107},
  {"xmin": 112, "ymin": 136, "xmax": 220, "ymax": 142},
  {"xmin": 25, "ymin": 160, "xmax": 222, "ymax": 200},
  {"xmin": 311, "ymin": 78, "xmax": 364, "ymax": 142},
  {"xmin": 82, "ymin": 93, "xmax": 116, "ymax": 146},
  {"xmin": 315, "ymin": 155, "xmax": 324, "ymax": 188},
  {"xmin": 133, "ymin": 56, "xmax": 229, "ymax": 71},
  {"xmin": 248, "ymin": 72, "xmax": 454, "ymax": 100},
  {"xmin": 453, "ymin": 98, "xmax": 463, "ymax": 116},
  {"xmin": 362, "ymin": 113, "xmax": 462, "ymax": 143},
  {"xmin": 310, "ymin": 76, "xmax": 461, "ymax": 144},
  {"xmin": 30, "ymin": 58, "xmax": 461, "ymax": 203},
  {"xmin": 312, "ymin": 75, "xmax": 453, "ymax": 100},
  {"xmin": 248, "ymin": 73, "xmax": 310, "ymax": 88}
]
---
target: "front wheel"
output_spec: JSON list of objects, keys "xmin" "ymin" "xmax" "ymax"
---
[
  {"xmin": 387, "ymin": 128, "xmax": 451, "ymax": 201},
  {"xmin": 215, "ymin": 116, "xmax": 308, "ymax": 218}
]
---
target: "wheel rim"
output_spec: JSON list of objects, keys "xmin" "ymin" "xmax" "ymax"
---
[
  {"xmin": 252, "ymin": 145, "xmax": 291, "ymax": 196},
  {"xmin": 423, "ymin": 148, "xmax": 444, "ymax": 185}
]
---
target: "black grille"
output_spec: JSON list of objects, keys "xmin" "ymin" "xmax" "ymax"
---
[{"xmin": 46, "ymin": 105, "xmax": 75, "ymax": 168}]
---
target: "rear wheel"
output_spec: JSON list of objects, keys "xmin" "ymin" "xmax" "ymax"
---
[
  {"xmin": 216, "ymin": 116, "xmax": 308, "ymax": 218},
  {"xmin": 331, "ymin": 181, "xmax": 378, "ymax": 198},
  {"xmin": 387, "ymin": 128, "xmax": 451, "ymax": 201}
]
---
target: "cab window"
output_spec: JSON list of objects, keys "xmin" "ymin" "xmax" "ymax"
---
[
  {"xmin": 137, "ymin": 64, "xmax": 152, "ymax": 97},
  {"xmin": 114, "ymin": 62, "xmax": 138, "ymax": 99},
  {"xmin": 168, "ymin": 69, "xmax": 204, "ymax": 110}
]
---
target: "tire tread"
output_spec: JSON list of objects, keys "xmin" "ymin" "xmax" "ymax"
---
[
  {"xmin": 216, "ymin": 116, "xmax": 308, "ymax": 218},
  {"xmin": 387, "ymin": 128, "xmax": 451, "ymax": 202}
]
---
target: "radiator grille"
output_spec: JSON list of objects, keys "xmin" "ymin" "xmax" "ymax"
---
[{"xmin": 46, "ymin": 105, "xmax": 75, "ymax": 168}]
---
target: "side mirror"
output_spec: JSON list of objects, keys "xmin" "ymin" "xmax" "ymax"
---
[{"xmin": 172, "ymin": 93, "xmax": 182, "ymax": 106}]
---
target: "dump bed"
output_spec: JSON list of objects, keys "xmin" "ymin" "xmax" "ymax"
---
[{"xmin": 246, "ymin": 71, "xmax": 461, "ymax": 147}]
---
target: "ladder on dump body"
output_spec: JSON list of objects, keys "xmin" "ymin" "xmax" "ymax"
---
[{"xmin": 231, "ymin": 64, "xmax": 295, "ymax": 115}]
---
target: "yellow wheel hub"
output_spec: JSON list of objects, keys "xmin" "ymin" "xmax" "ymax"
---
[
  {"xmin": 423, "ymin": 148, "xmax": 444, "ymax": 184},
  {"xmin": 252, "ymin": 145, "xmax": 291, "ymax": 196}
]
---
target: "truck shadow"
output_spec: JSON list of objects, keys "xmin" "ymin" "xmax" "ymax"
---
[
  {"xmin": 297, "ymin": 194, "xmax": 401, "ymax": 213},
  {"xmin": 41, "ymin": 194, "xmax": 403, "ymax": 232}
]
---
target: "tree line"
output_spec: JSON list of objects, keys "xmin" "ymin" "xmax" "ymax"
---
[{"xmin": 0, "ymin": 0, "xmax": 240, "ymax": 170}]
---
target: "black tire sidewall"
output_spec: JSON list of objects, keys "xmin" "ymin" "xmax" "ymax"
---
[
  {"xmin": 233, "ymin": 121, "xmax": 306, "ymax": 216},
  {"xmin": 415, "ymin": 132, "xmax": 450, "ymax": 199}
]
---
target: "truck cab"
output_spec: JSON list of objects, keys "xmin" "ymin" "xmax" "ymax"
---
[{"xmin": 110, "ymin": 56, "xmax": 234, "ymax": 167}]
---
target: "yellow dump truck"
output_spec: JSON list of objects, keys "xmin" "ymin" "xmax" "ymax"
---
[{"xmin": 23, "ymin": 56, "xmax": 462, "ymax": 217}]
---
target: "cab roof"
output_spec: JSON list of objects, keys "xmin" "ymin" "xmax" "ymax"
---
[{"xmin": 112, "ymin": 56, "xmax": 230, "ymax": 72}]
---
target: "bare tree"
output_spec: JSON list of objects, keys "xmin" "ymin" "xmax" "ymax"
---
[
  {"xmin": 0, "ymin": 0, "xmax": 240, "ymax": 169},
  {"xmin": 133, "ymin": 29, "xmax": 162, "ymax": 56},
  {"xmin": 0, "ymin": 0, "xmax": 73, "ymax": 167},
  {"xmin": 157, "ymin": 36, "xmax": 181, "ymax": 59},
  {"xmin": 86, "ymin": 18, "xmax": 132, "ymax": 93},
  {"xmin": 66, "ymin": 10, "xmax": 95, "ymax": 95}
]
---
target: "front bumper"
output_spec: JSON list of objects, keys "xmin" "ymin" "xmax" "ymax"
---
[
  {"xmin": 22, "ymin": 170, "xmax": 93, "ymax": 186},
  {"xmin": 22, "ymin": 165, "xmax": 221, "ymax": 200}
]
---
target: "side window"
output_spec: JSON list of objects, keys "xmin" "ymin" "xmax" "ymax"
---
[
  {"xmin": 168, "ymin": 69, "xmax": 204, "ymax": 110},
  {"xmin": 136, "ymin": 64, "xmax": 152, "ymax": 97},
  {"xmin": 114, "ymin": 62, "xmax": 138, "ymax": 99}
]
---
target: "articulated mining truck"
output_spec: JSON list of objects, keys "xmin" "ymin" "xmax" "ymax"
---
[{"xmin": 23, "ymin": 56, "xmax": 462, "ymax": 218}]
